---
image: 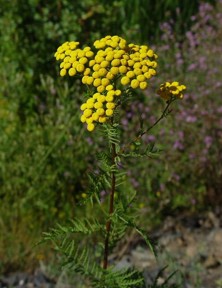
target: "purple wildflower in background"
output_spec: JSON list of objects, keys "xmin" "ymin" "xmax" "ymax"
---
[
  {"xmin": 204, "ymin": 136, "xmax": 213, "ymax": 148},
  {"xmin": 215, "ymin": 82, "xmax": 222, "ymax": 89},
  {"xmin": 188, "ymin": 63, "xmax": 197, "ymax": 71},
  {"xmin": 126, "ymin": 111, "xmax": 133, "ymax": 119},
  {"xmin": 178, "ymin": 131, "xmax": 184, "ymax": 140},
  {"xmin": 147, "ymin": 135, "xmax": 156, "ymax": 142},
  {"xmin": 217, "ymin": 106, "xmax": 222, "ymax": 113},
  {"xmin": 100, "ymin": 190, "xmax": 107, "ymax": 203},
  {"xmin": 189, "ymin": 153, "xmax": 196, "ymax": 160},
  {"xmin": 173, "ymin": 140, "xmax": 184, "ymax": 150},
  {"xmin": 191, "ymin": 198, "xmax": 196, "ymax": 205},
  {"xmin": 130, "ymin": 177, "xmax": 139, "ymax": 188},
  {"xmin": 121, "ymin": 118, "xmax": 129, "ymax": 127},
  {"xmin": 186, "ymin": 31, "xmax": 198, "ymax": 48},
  {"xmin": 176, "ymin": 52, "xmax": 184, "ymax": 66},
  {"xmin": 86, "ymin": 137, "xmax": 93, "ymax": 145},
  {"xmin": 172, "ymin": 173, "xmax": 180, "ymax": 182},
  {"xmin": 186, "ymin": 115, "xmax": 197, "ymax": 123},
  {"xmin": 198, "ymin": 56, "xmax": 207, "ymax": 70},
  {"xmin": 160, "ymin": 183, "xmax": 165, "ymax": 192},
  {"xmin": 161, "ymin": 44, "xmax": 170, "ymax": 51}
]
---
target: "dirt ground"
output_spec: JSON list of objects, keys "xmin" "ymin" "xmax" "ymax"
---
[{"xmin": 112, "ymin": 210, "xmax": 222, "ymax": 287}]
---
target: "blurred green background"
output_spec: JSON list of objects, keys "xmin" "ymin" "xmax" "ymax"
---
[{"xmin": 0, "ymin": 0, "xmax": 221, "ymax": 273}]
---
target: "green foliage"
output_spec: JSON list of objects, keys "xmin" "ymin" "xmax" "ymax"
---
[
  {"xmin": 42, "ymin": 215, "xmax": 146, "ymax": 287},
  {"xmin": 0, "ymin": 74, "xmax": 93, "ymax": 271}
]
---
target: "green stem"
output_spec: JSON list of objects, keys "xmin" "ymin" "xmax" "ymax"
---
[
  {"xmin": 121, "ymin": 100, "xmax": 173, "ymax": 154},
  {"xmin": 140, "ymin": 100, "xmax": 173, "ymax": 137},
  {"xmin": 103, "ymin": 141, "xmax": 117, "ymax": 269}
]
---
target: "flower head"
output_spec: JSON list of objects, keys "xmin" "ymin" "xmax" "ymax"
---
[
  {"xmin": 54, "ymin": 36, "xmax": 159, "ymax": 131},
  {"xmin": 157, "ymin": 81, "xmax": 186, "ymax": 100}
]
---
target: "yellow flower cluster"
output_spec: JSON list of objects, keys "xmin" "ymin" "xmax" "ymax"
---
[
  {"xmin": 157, "ymin": 81, "xmax": 186, "ymax": 100},
  {"xmin": 54, "ymin": 35, "xmax": 158, "ymax": 131},
  {"xmin": 80, "ymin": 87, "xmax": 121, "ymax": 132}
]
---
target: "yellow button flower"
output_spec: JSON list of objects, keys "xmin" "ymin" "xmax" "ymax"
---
[
  {"xmin": 137, "ymin": 75, "xmax": 146, "ymax": 82},
  {"xmin": 87, "ymin": 123, "xmax": 95, "ymax": 131},
  {"xmin": 110, "ymin": 67, "xmax": 119, "ymax": 75},
  {"xmin": 97, "ymin": 85, "xmax": 105, "ymax": 93},
  {"xmin": 80, "ymin": 115, "xmax": 86, "ymax": 123},
  {"xmin": 106, "ymin": 72, "xmax": 115, "ymax": 80},
  {"xmin": 105, "ymin": 95, "xmax": 114, "ymax": 102},
  {"xmin": 97, "ymin": 94, "xmax": 106, "ymax": 102},
  {"xmin": 106, "ymin": 85, "xmax": 114, "ymax": 91},
  {"xmin": 139, "ymin": 81, "xmax": 148, "ymax": 90},
  {"xmin": 111, "ymin": 59, "xmax": 121, "ymax": 67},
  {"xmin": 98, "ymin": 68, "xmax": 108, "ymax": 77},
  {"xmin": 100, "ymin": 60, "xmax": 109, "ymax": 68},
  {"xmin": 121, "ymin": 76, "xmax": 130, "ymax": 85},
  {"xmin": 106, "ymin": 102, "xmax": 115, "ymax": 109},
  {"xmin": 119, "ymin": 65, "xmax": 128, "ymax": 74},
  {"xmin": 107, "ymin": 90, "xmax": 115, "ymax": 97},
  {"xmin": 92, "ymin": 112, "xmax": 99, "ymax": 121},
  {"xmin": 97, "ymin": 108, "xmax": 105, "ymax": 116},
  {"xmin": 94, "ymin": 102, "xmax": 103, "ymax": 109},
  {"xmin": 93, "ymin": 78, "xmax": 101, "ymax": 87},
  {"xmin": 147, "ymin": 49, "xmax": 154, "ymax": 57},
  {"xmin": 82, "ymin": 76, "xmax": 88, "ymax": 84},
  {"xmin": 98, "ymin": 116, "xmax": 107, "ymax": 123},
  {"xmin": 93, "ymin": 64, "xmax": 100, "ymax": 71},
  {"xmin": 68, "ymin": 68, "xmax": 76, "ymax": 76},
  {"xmin": 126, "ymin": 71, "xmax": 135, "ymax": 78},
  {"xmin": 80, "ymin": 103, "xmax": 87, "ymax": 111},
  {"xmin": 106, "ymin": 109, "xmax": 114, "ymax": 116},
  {"xmin": 101, "ymin": 78, "xmax": 110, "ymax": 86},
  {"xmin": 115, "ymin": 90, "xmax": 121, "ymax": 96},
  {"xmin": 131, "ymin": 79, "xmax": 140, "ymax": 89},
  {"xmin": 86, "ymin": 76, "xmax": 94, "ymax": 85},
  {"xmin": 60, "ymin": 69, "xmax": 67, "ymax": 76},
  {"xmin": 83, "ymin": 109, "xmax": 93, "ymax": 117},
  {"xmin": 83, "ymin": 68, "xmax": 91, "ymax": 76},
  {"xmin": 76, "ymin": 64, "xmax": 85, "ymax": 73},
  {"xmin": 79, "ymin": 57, "xmax": 88, "ymax": 65}
]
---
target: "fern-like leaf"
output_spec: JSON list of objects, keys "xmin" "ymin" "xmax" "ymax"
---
[{"xmin": 98, "ymin": 267, "xmax": 144, "ymax": 288}]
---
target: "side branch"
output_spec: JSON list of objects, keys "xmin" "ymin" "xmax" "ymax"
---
[{"xmin": 120, "ymin": 100, "xmax": 173, "ymax": 153}]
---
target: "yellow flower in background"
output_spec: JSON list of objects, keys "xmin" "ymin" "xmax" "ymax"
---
[{"xmin": 157, "ymin": 81, "xmax": 186, "ymax": 100}]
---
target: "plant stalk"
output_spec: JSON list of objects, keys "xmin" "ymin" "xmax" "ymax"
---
[
  {"xmin": 103, "ymin": 142, "xmax": 117, "ymax": 269},
  {"xmin": 120, "ymin": 100, "xmax": 173, "ymax": 154}
]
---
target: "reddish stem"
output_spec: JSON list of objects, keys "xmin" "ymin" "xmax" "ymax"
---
[{"xmin": 103, "ymin": 142, "xmax": 117, "ymax": 269}]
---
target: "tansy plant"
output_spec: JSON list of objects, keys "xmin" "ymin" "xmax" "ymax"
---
[{"xmin": 43, "ymin": 35, "xmax": 186, "ymax": 287}]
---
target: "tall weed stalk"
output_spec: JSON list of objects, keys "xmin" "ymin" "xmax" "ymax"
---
[{"xmin": 42, "ymin": 35, "xmax": 186, "ymax": 287}]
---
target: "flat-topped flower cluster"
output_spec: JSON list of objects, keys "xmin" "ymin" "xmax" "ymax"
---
[
  {"xmin": 54, "ymin": 35, "xmax": 186, "ymax": 131},
  {"xmin": 54, "ymin": 35, "xmax": 158, "ymax": 131},
  {"xmin": 157, "ymin": 81, "xmax": 186, "ymax": 100}
]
